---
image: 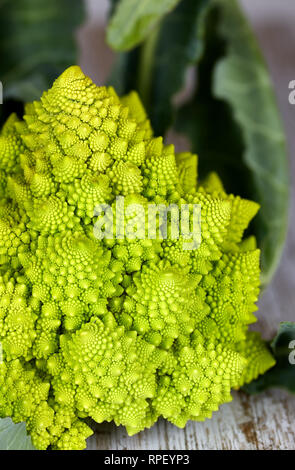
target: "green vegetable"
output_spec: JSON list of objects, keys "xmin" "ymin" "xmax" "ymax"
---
[
  {"xmin": 107, "ymin": 0, "xmax": 289, "ymax": 289},
  {"xmin": 0, "ymin": 417, "xmax": 35, "ymax": 450},
  {"xmin": 0, "ymin": 66, "xmax": 275, "ymax": 449}
]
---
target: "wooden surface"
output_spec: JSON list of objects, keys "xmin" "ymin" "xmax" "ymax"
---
[
  {"xmin": 87, "ymin": 390, "xmax": 295, "ymax": 450},
  {"xmin": 78, "ymin": 0, "xmax": 295, "ymax": 450}
]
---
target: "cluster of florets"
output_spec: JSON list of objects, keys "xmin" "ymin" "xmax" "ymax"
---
[{"xmin": 0, "ymin": 66, "xmax": 274, "ymax": 450}]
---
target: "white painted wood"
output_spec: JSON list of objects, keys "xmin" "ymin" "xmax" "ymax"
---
[
  {"xmin": 87, "ymin": 391, "xmax": 295, "ymax": 450},
  {"xmin": 78, "ymin": 0, "xmax": 295, "ymax": 450}
]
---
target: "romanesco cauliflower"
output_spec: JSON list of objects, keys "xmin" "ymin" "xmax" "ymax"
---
[{"xmin": 0, "ymin": 66, "xmax": 275, "ymax": 450}]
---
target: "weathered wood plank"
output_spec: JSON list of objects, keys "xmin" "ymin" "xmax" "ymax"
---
[{"xmin": 87, "ymin": 391, "xmax": 295, "ymax": 450}]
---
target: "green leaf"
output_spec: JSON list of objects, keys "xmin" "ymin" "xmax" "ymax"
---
[
  {"xmin": 142, "ymin": 0, "xmax": 213, "ymax": 135},
  {"xmin": 0, "ymin": 418, "xmax": 36, "ymax": 450},
  {"xmin": 106, "ymin": 0, "xmax": 181, "ymax": 51},
  {"xmin": 107, "ymin": 47, "xmax": 143, "ymax": 96},
  {"xmin": 243, "ymin": 323, "xmax": 295, "ymax": 394},
  {"xmin": 108, "ymin": 0, "xmax": 213, "ymax": 136},
  {"xmin": 176, "ymin": 0, "xmax": 289, "ymax": 289},
  {"xmin": 0, "ymin": 0, "xmax": 84, "ymax": 123}
]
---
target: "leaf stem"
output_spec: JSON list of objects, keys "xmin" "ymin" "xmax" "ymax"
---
[{"xmin": 136, "ymin": 24, "xmax": 160, "ymax": 109}]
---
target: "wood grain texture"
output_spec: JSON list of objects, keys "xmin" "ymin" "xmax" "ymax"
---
[
  {"xmin": 79, "ymin": 0, "xmax": 295, "ymax": 450},
  {"xmin": 87, "ymin": 390, "xmax": 295, "ymax": 450}
]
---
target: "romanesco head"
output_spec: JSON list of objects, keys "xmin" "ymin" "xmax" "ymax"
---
[{"xmin": 0, "ymin": 66, "xmax": 275, "ymax": 450}]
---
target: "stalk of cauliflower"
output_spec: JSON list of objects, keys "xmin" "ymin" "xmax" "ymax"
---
[{"xmin": 0, "ymin": 66, "xmax": 275, "ymax": 450}]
